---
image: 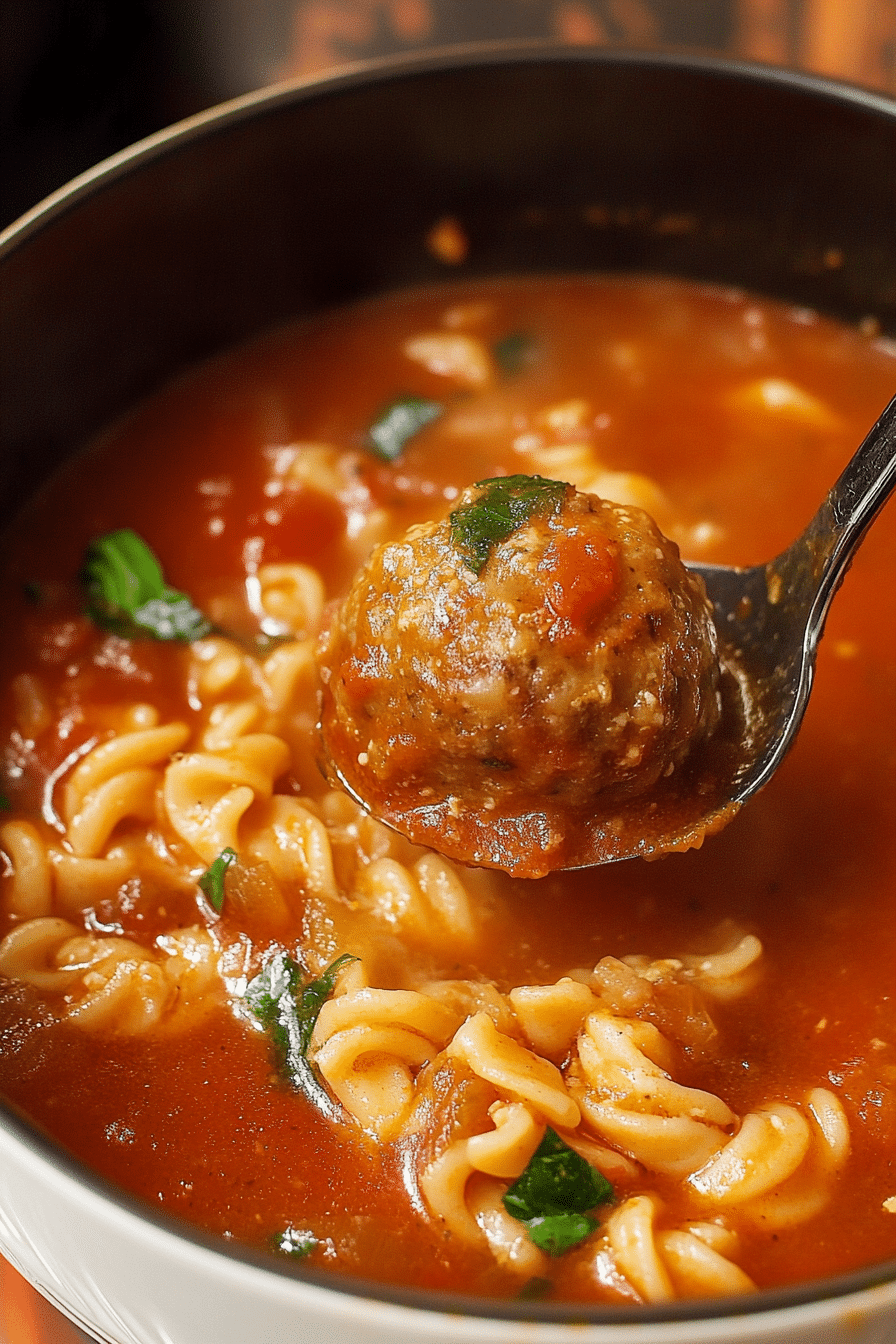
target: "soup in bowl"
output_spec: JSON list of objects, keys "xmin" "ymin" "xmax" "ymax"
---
[{"xmin": 0, "ymin": 47, "xmax": 894, "ymax": 1344}]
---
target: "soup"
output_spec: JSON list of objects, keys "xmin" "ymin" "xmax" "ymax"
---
[{"xmin": 0, "ymin": 276, "xmax": 894, "ymax": 1305}]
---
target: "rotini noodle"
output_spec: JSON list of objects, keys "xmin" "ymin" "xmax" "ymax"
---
[
  {"xmin": 246, "ymin": 795, "xmax": 339, "ymax": 899},
  {"xmin": 688, "ymin": 1102, "xmax": 812, "ymax": 1204},
  {"xmin": 163, "ymin": 733, "xmax": 290, "ymax": 864},
  {"xmin": 420, "ymin": 1098, "xmax": 547, "ymax": 1256},
  {"xmin": 573, "ymin": 1011, "xmax": 734, "ymax": 1177},
  {"xmin": 733, "ymin": 1090, "xmax": 850, "ymax": 1229},
  {"xmin": 467, "ymin": 1173, "xmax": 548, "ymax": 1276},
  {"xmin": 508, "ymin": 977, "xmax": 596, "ymax": 1059},
  {"xmin": 447, "ymin": 1012, "xmax": 580, "ymax": 1130},
  {"xmin": 311, "ymin": 985, "xmax": 460, "ymax": 1138},
  {"xmin": 0, "ymin": 918, "xmax": 218, "ymax": 1035},
  {"xmin": 0, "ymin": 820, "xmax": 53, "ymax": 919},
  {"xmin": 62, "ymin": 722, "xmax": 189, "ymax": 821},
  {"xmin": 603, "ymin": 1195, "xmax": 756, "ymax": 1301},
  {"xmin": 50, "ymin": 850, "xmax": 136, "ymax": 916},
  {"xmin": 255, "ymin": 562, "xmax": 325, "ymax": 637},
  {"xmin": 359, "ymin": 854, "xmax": 477, "ymax": 950}
]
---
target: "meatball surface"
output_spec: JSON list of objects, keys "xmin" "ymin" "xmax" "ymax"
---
[{"xmin": 319, "ymin": 477, "xmax": 723, "ymax": 875}]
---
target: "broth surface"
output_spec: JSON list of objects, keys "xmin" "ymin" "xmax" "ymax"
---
[{"xmin": 0, "ymin": 276, "xmax": 894, "ymax": 1302}]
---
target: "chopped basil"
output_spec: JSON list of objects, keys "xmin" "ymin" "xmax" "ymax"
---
[
  {"xmin": 367, "ymin": 396, "xmax": 443, "ymax": 461},
  {"xmin": 82, "ymin": 528, "xmax": 212, "ymax": 642},
  {"xmin": 525, "ymin": 1211, "xmax": 599, "ymax": 1257},
  {"xmin": 245, "ymin": 950, "xmax": 357, "ymax": 1116},
  {"xmin": 198, "ymin": 847, "xmax": 237, "ymax": 913},
  {"xmin": 493, "ymin": 331, "xmax": 536, "ymax": 377},
  {"xmin": 450, "ymin": 474, "xmax": 568, "ymax": 574},
  {"xmin": 503, "ymin": 1127, "xmax": 613, "ymax": 1257},
  {"xmin": 273, "ymin": 1226, "xmax": 319, "ymax": 1259},
  {"xmin": 518, "ymin": 1276, "xmax": 552, "ymax": 1301}
]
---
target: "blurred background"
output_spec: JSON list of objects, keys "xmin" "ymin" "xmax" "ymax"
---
[
  {"xmin": 2, "ymin": 0, "xmax": 896, "ymax": 230},
  {"xmin": 1, "ymin": 0, "xmax": 896, "ymax": 1340}
]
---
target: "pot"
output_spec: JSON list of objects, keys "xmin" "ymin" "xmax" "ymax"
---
[{"xmin": 1, "ymin": 45, "xmax": 895, "ymax": 1344}]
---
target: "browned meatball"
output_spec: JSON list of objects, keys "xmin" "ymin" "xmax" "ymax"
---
[{"xmin": 319, "ymin": 476, "xmax": 722, "ymax": 876}]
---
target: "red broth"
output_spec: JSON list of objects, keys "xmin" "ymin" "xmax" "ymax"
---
[{"xmin": 0, "ymin": 277, "xmax": 894, "ymax": 1303}]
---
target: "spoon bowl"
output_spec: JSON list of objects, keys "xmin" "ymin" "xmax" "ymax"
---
[{"xmin": 323, "ymin": 394, "xmax": 896, "ymax": 875}]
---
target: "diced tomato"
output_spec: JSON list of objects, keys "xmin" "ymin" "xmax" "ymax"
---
[{"xmin": 539, "ymin": 526, "xmax": 618, "ymax": 637}]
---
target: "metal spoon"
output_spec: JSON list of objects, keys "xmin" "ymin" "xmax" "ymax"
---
[
  {"xmin": 322, "ymin": 395, "xmax": 896, "ymax": 876},
  {"xmin": 685, "ymin": 390, "xmax": 896, "ymax": 822}
]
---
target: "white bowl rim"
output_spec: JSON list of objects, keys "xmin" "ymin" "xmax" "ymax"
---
[{"xmin": 4, "ymin": 1092, "xmax": 896, "ymax": 1333}]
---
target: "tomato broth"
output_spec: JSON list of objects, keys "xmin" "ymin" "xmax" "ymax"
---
[{"xmin": 0, "ymin": 276, "xmax": 894, "ymax": 1303}]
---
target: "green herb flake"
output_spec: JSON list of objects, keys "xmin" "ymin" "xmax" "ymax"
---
[
  {"xmin": 450, "ymin": 474, "xmax": 568, "ymax": 574},
  {"xmin": 367, "ymin": 396, "xmax": 443, "ymax": 461},
  {"xmin": 197, "ymin": 847, "xmax": 237, "ymax": 913},
  {"xmin": 273, "ymin": 1226, "xmax": 319, "ymax": 1259},
  {"xmin": 502, "ymin": 1127, "xmax": 613, "ymax": 1258},
  {"xmin": 518, "ymin": 1275, "xmax": 553, "ymax": 1301},
  {"xmin": 245, "ymin": 950, "xmax": 357, "ymax": 1116},
  {"xmin": 493, "ymin": 331, "xmax": 536, "ymax": 377},
  {"xmin": 82, "ymin": 528, "xmax": 212, "ymax": 642},
  {"xmin": 525, "ymin": 1211, "xmax": 598, "ymax": 1257},
  {"xmin": 0, "ymin": 794, "xmax": 10, "ymax": 811}
]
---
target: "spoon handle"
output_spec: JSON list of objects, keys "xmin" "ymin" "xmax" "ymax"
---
[
  {"xmin": 828, "ymin": 391, "xmax": 896, "ymax": 538},
  {"xmin": 779, "ymin": 392, "xmax": 896, "ymax": 633}
]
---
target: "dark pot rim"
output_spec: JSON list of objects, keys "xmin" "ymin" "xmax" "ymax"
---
[{"xmin": 3, "ymin": 39, "xmax": 896, "ymax": 257}]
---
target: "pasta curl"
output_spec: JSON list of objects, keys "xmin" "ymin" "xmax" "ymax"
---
[
  {"xmin": 447, "ymin": 1011, "xmax": 580, "ymax": 1130},
  {"xmin": 60, "ymin": 721, "xmax": 190, "ymax": 858},
  {"xmin": 603, "ymin": 1196, "xmax": 756, "ymax": 1301},
  {"xmin": 311, "ymin": 985, "xmax": 461, "ymax": 1139},
  {"xmin": 572, "ymin": 1011, "xmax": 734, "ymax": 1177},
  {"xmin": 419, "ymin": 1099, "xmax": 547, "ymax": 1262},
  {"xmin": 0, "ymin": 918, "xmax": 219, "ymax": 1034},
  {"xmin": 163, "ymin": 734, "xmax": 290, "ymax": 864}
]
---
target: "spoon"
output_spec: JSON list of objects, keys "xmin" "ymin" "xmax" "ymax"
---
[
  {"xmin": 321, "ymin": 395, "xmax": 896, "ymax": 877},
  {"xmin": 684, "ymin": 390, "xmax": 896, "ymax": 830}
]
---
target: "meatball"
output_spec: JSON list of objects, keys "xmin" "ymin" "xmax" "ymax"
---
[{"xmin": 318, "ymin": 476, "xmax": 722, "ymax": 876}]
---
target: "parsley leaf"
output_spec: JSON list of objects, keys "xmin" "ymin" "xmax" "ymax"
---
[
  {"xmin": 525, "ymin": 1211, "xmax": 598, "ymax": 1257},
  {"xmin": 502, "ymin": 1127, "xmax": 613, "ymax": 1257},
  {"xmin": 367, "ymin": 396, "xmax": 443, "ymax": 461},
  {"xmin": 273, "ymin": 1226, "xmax": 319, "ymax": 1259},
  {"xmin": 450, "ymin": 474, "xmax": 568, "ymax": 574},
  {"xmin": 245, "ymin": 950, "xmax": 357, "ymax": 1116},
  {"xmin": 493, "ymin": 331, "xmax": 536, "ymax": 377},
  {"xmin": 82, "ymin": 528, "xmax": 212, "ymax": 642},
  {"xmin": 198, "ymin": 847, "xmax": 237, "ymax": 913},
  {"xmin": 518, "ymin": 1275, "xmax": 552, "ymax": 1300}
]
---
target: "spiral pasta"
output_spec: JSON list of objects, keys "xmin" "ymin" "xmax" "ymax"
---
[
  {"xmin": 419, "ymin": 1098, "xmax": 547, "ymax": 1257},
  {"xmin": 0, "ymin": 821, "xmax": 52, "ymax": 920},
  {"xmin": 689, "ymin": 1088, "xmax": 850, "ymax": 1228},
  {"xmin": 573, "ymin": 1010, "xmax": 735, "ymax": 1177},
  {"xmin": 603, "ymin": 1196, "xmax": 756, "ymax": 1301},
  {"xmin": 60, "ymin": 721, "xmax": 190, "ymax": 857},
  {"xmin": 0, "ymin": 493, "xmax": 858, "ymax": 1306},
  {"xmin": 163, "ymin": 733, "xmax": 290, "ymax": 865},
  {"xmin": 0, "ymin": 917, "xmax": 218, "ymax": 1034},
  {"xmin": 311, "ymin": 982, "xmax": 460, "ymax": 1138}
]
